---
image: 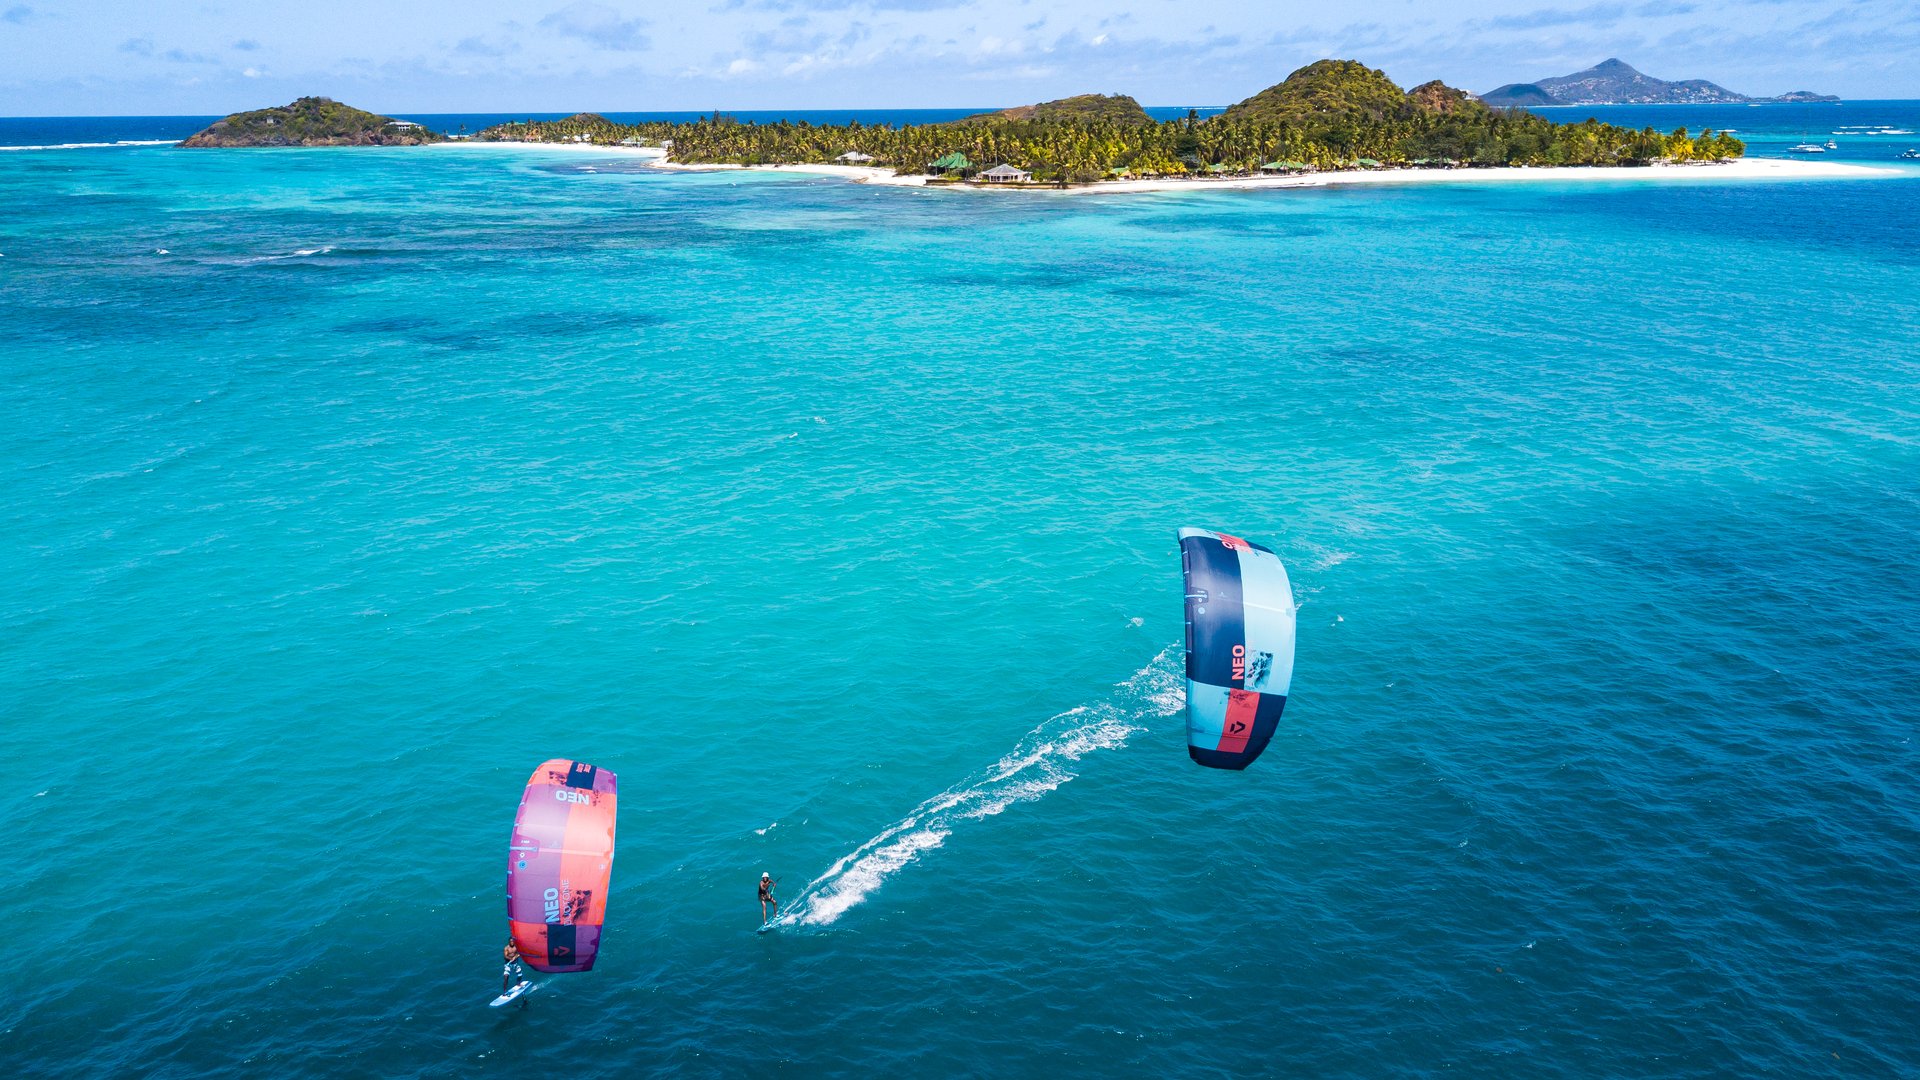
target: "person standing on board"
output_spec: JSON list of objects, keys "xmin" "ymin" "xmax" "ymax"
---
[
  {"xmin": 502, "ymin": 940, "xmax": 523, "ymax": 994},
  {"xmin": 759, "ymin": 873, "xmax": 779, "ymax": 924}
]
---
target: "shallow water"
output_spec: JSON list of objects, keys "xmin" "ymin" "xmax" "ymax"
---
[{"xmin": 3, "ymin": 124, "xmax": 1919, "ymax": 1077}]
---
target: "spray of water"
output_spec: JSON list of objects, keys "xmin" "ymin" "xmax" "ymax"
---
[{"xmin": 770, "ymin": 644, "xmax": 1185, "ymax": 929}]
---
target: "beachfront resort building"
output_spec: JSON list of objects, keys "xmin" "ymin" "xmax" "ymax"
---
[
  {"xmin": 980, "ymin": 163, "xmax": 1032, "ymax": 183},
  {"xmin": 927, "ymin": 152, "xmax": 972, "ymax": 176},
  {"xmin": 836, "ymin": 151, "xmax": 874, "ymax": 163}
]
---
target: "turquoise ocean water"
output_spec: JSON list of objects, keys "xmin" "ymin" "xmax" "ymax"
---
[{"xmin": 4, "ymin": 110, "xmax": 1919, "ymax": 1077}]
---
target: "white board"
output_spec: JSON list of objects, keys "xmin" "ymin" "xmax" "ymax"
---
[{"xmin": 489, "ymin": 980, "xmax": 537, "ymax": 1007}]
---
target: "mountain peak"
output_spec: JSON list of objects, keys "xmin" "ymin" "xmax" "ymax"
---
[
  {"xmin": 1483, "ymin": 58, "xmax": 1747, "ymax": 106},
  {"xmin": 1481, "ymin": 58, "xmax": 1835, "ymax": 106},
  {"xmin": 1221, "ymin": 59, "xmax": 1412, "ymax": 123}
]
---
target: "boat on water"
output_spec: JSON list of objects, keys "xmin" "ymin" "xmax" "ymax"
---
[
  {"xmin": 1901, "ymin": 149, "xmax": 1920, "ymax": 160},
  {"xmin": 1825, "ymin": 140, "xmax": 1839, "ymax": 149},
  {"xmin": 1787, "ymin": 143, "xmax": 1828, "ymax": 154}
]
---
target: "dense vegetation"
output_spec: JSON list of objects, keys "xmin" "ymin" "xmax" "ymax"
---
[
  {"xmin": 1223, "ymin": 60, "xmax": 1412, "ymax": 123},
  {"xmin": 472, "ymin": 59, "xmax": 1745, "ymax": 181},
  {"xmin": 961, "ymin": 94, "xmax": 1154, "ymax": 126},
  {"xmin": 179, "ymin": 97, "xmax": 443, "ymax": 147}
]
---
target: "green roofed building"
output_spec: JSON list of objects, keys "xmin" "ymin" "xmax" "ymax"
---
[
  {"xmin": 1206, "ymin": 163, "xmax": 1235, "ymax": 173},
  {"xmin": 1260, "ymin": 160, "xmax": 1312, "ymax": 172},
  {"xmin": 1355, "ymin": 158, "xmax": 1383, "ymax": 168},
  {"xmin": 928, "ymin": 152, "xmax": 972, "ymax": 175}
]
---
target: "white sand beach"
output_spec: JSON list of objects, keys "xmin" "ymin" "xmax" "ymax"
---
[
  {"xmin": 1028, "ymin": 156, "xmax": 1901, "ymax": 195},
  {"xmin": 765, "ymin": 156, "xmax": 1900, "ymax": 194},
  {"xmin": 451, "ymin": 142, "xmax": 1902, "ymax": 193}
]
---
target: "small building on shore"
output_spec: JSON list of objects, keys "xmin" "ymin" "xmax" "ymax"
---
[
  {"xmin": 980, "ymin": 163, "xmax": 1032, "ymax": 183},
  {"xmin": 1260, "ymin": 160, "xmax": 1313, "ymax": 174},
  {"xmin": 837, "ymin": 150, "xmax": 874, "ymax": 163},
  {"xmin": 928, "ymin": 152, "xmax": 972, "ymax": 176}
]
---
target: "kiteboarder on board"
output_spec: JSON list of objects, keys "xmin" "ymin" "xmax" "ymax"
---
[
  {"xmin": 759, "ymin": 873, "xmax": 779, "ymax": 924},
  {"xmin": 502, "ymin": 940, "xmax": 524, "ymax": 994}
]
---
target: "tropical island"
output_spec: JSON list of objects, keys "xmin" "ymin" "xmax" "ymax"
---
[
  {"xmin": 472, "ymin": 60, "xmax": 1747, "ymax": 185},
  {"xmin": 168, "ymin": 58, "xmax": 1904, "ymax": 194},
  {"xmin": 1482, "ymin": 59, "xmax": 1838, "ymax": 107},
  {"xmin": 179, "ymin": 96, "xmax": 444, "ymax": 147}
]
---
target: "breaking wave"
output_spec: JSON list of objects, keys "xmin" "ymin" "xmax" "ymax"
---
[
  {"xmin": 0, "ymin": 140, "xmax": 176, "ymax": 151},
  {"xmin": 771, "ymin": 644, "xmax": 1184, "ymax": 929}
]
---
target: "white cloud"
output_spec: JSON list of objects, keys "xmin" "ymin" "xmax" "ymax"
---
[{"xmin": 538, "ymin": 2, "xmax": 649, "ymax": 52}]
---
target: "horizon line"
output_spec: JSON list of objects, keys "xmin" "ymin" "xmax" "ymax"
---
[{"xmin": 16, "ymin": 99, "xmax": 1920, "ymax": 122}]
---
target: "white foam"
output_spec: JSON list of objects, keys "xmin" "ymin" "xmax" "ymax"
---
[
  {"xmin": 771, "ymin": 645, "xmax": 1184, "ymax": 928},
  {"xmin": 240, "ymin": 246, "xmax": 335, "ymax": 264},
  {"xmin": 1310, "ymin": 550, "xmax": 1354, "ymax": 571},
  {"xmin": 0, "ymin": 139, "xmax": 175, "ymax": 151}
]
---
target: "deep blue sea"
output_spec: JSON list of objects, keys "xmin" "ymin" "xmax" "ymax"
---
[{"xmin": 3, "ymin": 105, "xmax": 1919, "ymax": 1078}]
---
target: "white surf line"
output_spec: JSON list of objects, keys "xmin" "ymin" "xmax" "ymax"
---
[
  {"xmin": 769, "ymin": 644, "xmax": 1185, "ymax": 929},
  {"xmin": 0, "ymin": 139, "xmax": 178, "ymax": 151}
]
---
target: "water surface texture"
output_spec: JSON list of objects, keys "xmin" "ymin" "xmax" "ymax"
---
[{"xmin": 3, "ymin": 119, "xmax": 1919, "ymax": 1078}]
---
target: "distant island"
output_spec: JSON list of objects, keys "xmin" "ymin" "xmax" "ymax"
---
[
  {"xmin": 175, "ymin": 59, "xmax": 1761, "ymax": 187},
  {"xmin": 472, "ymin": 58, "xmax": 1745, "ymax": 183},
  {"xmin": 958, "ymin": 93, "xmax": 1154, "ymax": 126},
  {"xmin": 1482, "ymin": 59, "xmax": 1839, "ymax": 107},
  {"xmin": 179, "ymin": 97, "xmax": 444, "ymax": 147}
]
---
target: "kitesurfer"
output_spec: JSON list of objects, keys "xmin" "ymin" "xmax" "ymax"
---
[
  {"xmin": 502, "ymin": 940, "xmax": 523, "ymax": 994},
  {"xmin": 759, "ymin": 873, "xmax": 778, "ymax": 923}
]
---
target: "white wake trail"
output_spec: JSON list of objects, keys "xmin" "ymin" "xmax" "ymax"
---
[{"xmin": 771, "ymin": 645, "xmax": 1185, "ymax": 929}]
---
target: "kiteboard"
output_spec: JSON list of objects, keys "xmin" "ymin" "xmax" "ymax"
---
[{"xmin": 490, "ymin": 980, "xmax": 538, "ymax": 1007}]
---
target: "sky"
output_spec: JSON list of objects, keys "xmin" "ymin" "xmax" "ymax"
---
[{"xmin": 0, "ymin": 0, "xmax": 1914, "ymax": 116}]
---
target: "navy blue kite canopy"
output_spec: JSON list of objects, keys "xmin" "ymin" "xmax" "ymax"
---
[{"xmin": 1179, "ymin": 527, "xmax": 1297, "ymax": 770}]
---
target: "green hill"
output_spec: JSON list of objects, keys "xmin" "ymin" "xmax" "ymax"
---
[
  {"xmin": 1477, "ymin": 82, "xmax": 1555, "ymax": 107},
  {"xmin": 1222, "ymin": 60, "xmax": 1412, "ymax": 123},
  {"xmin": 180, "ymin": 97, "xmax": 441, "ymax": 147},
  {"xmin": 961, "ymin": 93, "xmax": 1153, "ymax": 125}
]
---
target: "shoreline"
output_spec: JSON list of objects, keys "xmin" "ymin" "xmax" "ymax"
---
[{"xmin": 441, "ymin": 142, "xmax": 1902, "ymax": 193}]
